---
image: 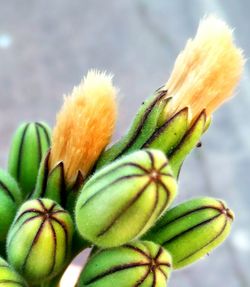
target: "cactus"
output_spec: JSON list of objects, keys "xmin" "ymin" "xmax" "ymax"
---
[
  {"xmin": 78, "ymin": 241, "xmax": 172, "ymax": 287},
  {"xmin": 96, "ymin": 89, "xmax": 168, "ymax": 169},
  {"xmin": 144, "ymin": 197, "xmax": 234, "ymax": 269},
  {"xmin": 7, "ymin": 198, "xmax": 74, "ymax": 283},
  {"xmin": 8, "ymin": 122, "xmax": 51, "ymax": 197},
  {"xmin": 0, "ymin": 16, "xmax": 244, "ymax": 287},
  {"xmin": 75, "ymin": 149, "xmax": 177, "ymax": 248}
]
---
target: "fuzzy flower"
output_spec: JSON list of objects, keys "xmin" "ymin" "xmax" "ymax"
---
[
  {"xmin": 164, "ymin": 16, "xmax": 244, "ymax": 122},
  {"xmin": 49, "ymin": 70, "xmax": 117, "ymax": 185}
]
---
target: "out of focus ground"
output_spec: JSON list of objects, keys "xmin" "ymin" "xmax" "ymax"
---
[{"xmin": 0, "ymin": 1, "xmax": 249, "ymax": 286}]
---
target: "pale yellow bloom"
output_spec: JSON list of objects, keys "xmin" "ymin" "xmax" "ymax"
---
[
  {"xmin": 50, "ymin": 70, "xmax": 117, "ymax": 184},
  {"xmin": 165, "ymin": 16, "xmax": 244, "ymax": 122}
]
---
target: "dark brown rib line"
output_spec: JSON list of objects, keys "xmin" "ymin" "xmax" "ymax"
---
[
  {"xmin": 84, "ymin": 262, "xmax": 149, "ymax": 285},
  {"xmin": 36, "ymin": 122, "xmax": 51, "ymax": 146},
  {"xmin": 8, "ymin": 214, "xmax": 43, "ymax": 250},
  {"xmin": 143, "ymin": 107, "xmax": 189, "ymax": 148},
  {"xmin": 80, "ymin": 174, "xmax": 148, "ymax": 210},
  {"xmin": 16, "ymin": 123, "xmax": 30, "ymax": 180},
  {"xmin": 39, "ymin": 151, "xmax": 50, "ymax": 198},
  {"xmin": 37, "ymin": 198, "xmax": 47, "ymax": 212},
  {"xmin": 156, "ymin": 204, "xmax": 224, "ymax": 230},
  {"xmin": 35, "ymin": 123, "xmax": 42, "ymax": 168},
  {"xmin": 51, "ymin": 217, "xmax": 69, "ymax": 260},
  {"xmin": 12, "ymin": 214, "xmax": 43, "ymax": 238},
  {"xmin": 168, "ymin": 110, "xmax": 206, "ymax": 158},
  {"xmin": 146, "ymin": 150, "xmax": 155, "ymax": 170},
  {"xmin": 151, "ymin": 268, "xmax": 156, "ymax": 287},
  {"xmin": 154, "ymin": 247, "xmax": 162, "ymax": 261},
  {"xmin": 22, "ymin": 218, "xmax": 47, "ymax": 271},
  {"xmin": 157, "ymin": 180, "xmax": 170, "ymax": 199},
  {"xmin": 15, "ymin": 209, "xmax": 44, "ymax": 223},
  {"xmin": 134, "ymin": 268, "xmax": 151, "ymax": 287},
  {"xmin": 97, "ymin": 180, "xmax": 152, "ymax": 237},
  {"xmin": 48, "ymin": 219, "xmax": 57, "ymax": 275},
  {"xmin": 90, "ymin": 162, "xmax": 150, "ymax": 187},
  {"xmin": 51, "ymin": 210, "xmax": 68, "ymax": 215},
  {"xmin": 123, "ymin": 245, "xmax": 151, "ymax": 261},
  {"xmin": 135, "ymin": 183, "xmax": 160, "ymax": 236},
  {"xmin": 48, "ymin": 202, "xmax": 57, "ymax": 213},
  {"xmin": 177, "ymin": 216, "xmax": 228, "ymax": 264},
  {"xmin": 159, "ymin": 162, "xmax": 168, "ymax": 171},
  {"xmin": 158, "ymin": 267, "xmax": 168, "ymax": 279},
  {"xmin": 113, "ymin": 90, "xmax": 167, "ymax": 160},
  {"xmin": 0, "ymin": 180, "xmax": 15, "ymax": 202},
  {"xmin": 162, "ymin": 213, "xmax": 222, "ymax": 245}
]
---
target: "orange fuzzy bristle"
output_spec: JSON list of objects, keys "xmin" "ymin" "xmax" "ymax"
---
[
  {"xmin": 164, "ymin": 16, "xmax": 244, "ymax": 121},
  {"xmin": 50, "ymin": 70, "xmax": 117, "ymax": 185}
]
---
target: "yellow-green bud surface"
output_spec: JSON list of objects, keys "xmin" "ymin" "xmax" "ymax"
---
[
  {"xmin": 75, "ymin": 149, "xmax": 177, "ymax": 248},
  {"xmin": 8, "ymin": 122, "xmax": 51, "ymax": 197},
  {"xmin": 0, "ymin": 257, "xmax": 27, "ymax": 286},
  {"xmin": 7, "ymin": 198, "xmax": 73, "ymax": 283},
  {"xmin": 78, "ymin": 241, "xmax": 172, "ymax": 287},
  {"xmin": 144, "ymin": 197, "xmax": 234, "ymax": 269}
]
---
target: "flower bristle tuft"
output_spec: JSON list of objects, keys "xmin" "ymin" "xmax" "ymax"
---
[
  {"xmin": 50, "ymin": 70, "xmax": 118, "ymax": 185},
  {"xmin": 165, "ymin": 16, "xmax": 244, "ymax": 121}
]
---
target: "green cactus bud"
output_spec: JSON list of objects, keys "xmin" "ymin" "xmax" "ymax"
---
[
  {"xmin": 78, "ymin": 241, "xmax": 172, "ymax": 287},
  {"xmin": 75, "ymin": 149, "xmax": 177, "ymax": 248},
  {"xmin": 143, "ymin": 104, "xmax": 208, "ymax": 177},
  {"xmin": 96, "ymin": 89, "xmax": 167, "ymax": 169},
  {"xmin": 144, "ymin": 197, "xmax": 234, "ymax": 269},
  {"xmin": 0, "ymin": 169, "xmax": 22, "ymax": 244},
  {"xmin": 8, "ymin": 122, "xmax": 51, "ymax": 197},
  {"xmin": 7, "ymin": 198, "xmax": 74, "ymax": 283},
  {"xmin": 0, "ymin": 257, "xmax": 28, "ymax": 286}
]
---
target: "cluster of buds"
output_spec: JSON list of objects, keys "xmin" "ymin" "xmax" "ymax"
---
[{"xmin": 0, "ymin": 16, "xmax": 244, "ymax": 287}]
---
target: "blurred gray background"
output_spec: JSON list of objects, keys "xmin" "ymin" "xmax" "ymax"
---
[{"xmin": 0, "ymin": 1, "xmax": 249, "ymax": 286}]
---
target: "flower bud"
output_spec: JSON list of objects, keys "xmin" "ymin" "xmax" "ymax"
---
[
  {"xmin": 143, "ymin": 105, "xmax": 207, "ymax": 177},
  {"xmin": 144, "ymin": 197, "xmax": 234, "ymax": 269},
  {"xmin": 0, "ymin": 257, "xmax": 27, "ymax": 286},
  {"xmin": 0, "ymin": 169, "xmax": 22, "ymax": 243},
  {"xmin": 75, "ymin": 149, "xmax": 177, "ymax": 248},
  {"xmin": 78, "ymin": 241, "xmax": 172, "ymax": 287},
  {"xmin": 8, "ymin": 122, "xmax": 51, "ymax": 197},
  {"xmin": 7, "ymin": 198, "xmax": 74, "ymax": 283},
  {"xmin": 97, "ymin": 89, "xmax": 167, "ymax": 169}
]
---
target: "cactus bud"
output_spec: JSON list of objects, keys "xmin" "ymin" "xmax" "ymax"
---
[
  {"xmin": 78, "ymin": 241, "xmax": 172, "ymax": 287},
  {"xmin": 96, "ymin": 89, "xmax": 167, "ymax": 169},
  {"xmin": 7, "ymin": 198, "xmax": 74, "ymax": 283},
  {"xmin": 0, "ymin": 169, "xmax": 22, "ymax": 244},
  {"xmin": 144, "ymin": 197, "xmax": 234, "ymax": 269},
  {"xmin": 0, "ymin": 257, "xmax": 27, "ymax": 286},
  {"xmin": 8, "ymin": 122, "xmax": 51, "ymax": 197},
  {"xmin": 75, "ymin": 149, "xmax": 177, "ymax": 248}
]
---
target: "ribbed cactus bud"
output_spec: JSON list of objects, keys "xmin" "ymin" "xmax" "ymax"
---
[
  {"xmin": 78, "ymin": 241, "xmax": 172, "ymax": 287},
  {"xmin": 0, "ymin": 257, "xmax": 27, "ymax": 286},
  {"xmin": 0, "ymin": 169, "xmax": 22, "ymax": 243},
  {"xmin": 96, "ymin": 89, "xmax": 167, "ymax": 169},
  {"xmin": 8, "ymin": 122, "xmax": 51, "ymax": 197},
  {"xmin": 143, "ymin": 104, "xmax": 208, "ymax": 177},
  {"xmin": 75, "ymin": 149, "xmax": 177, "ymax": 248},
  {"xmin": 144, "ymin": 197, "xmax": 234, "ymax": 269},
  {"xmin": 7, "ymin": 198, "xmax": 74, "ymax": 283}
]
